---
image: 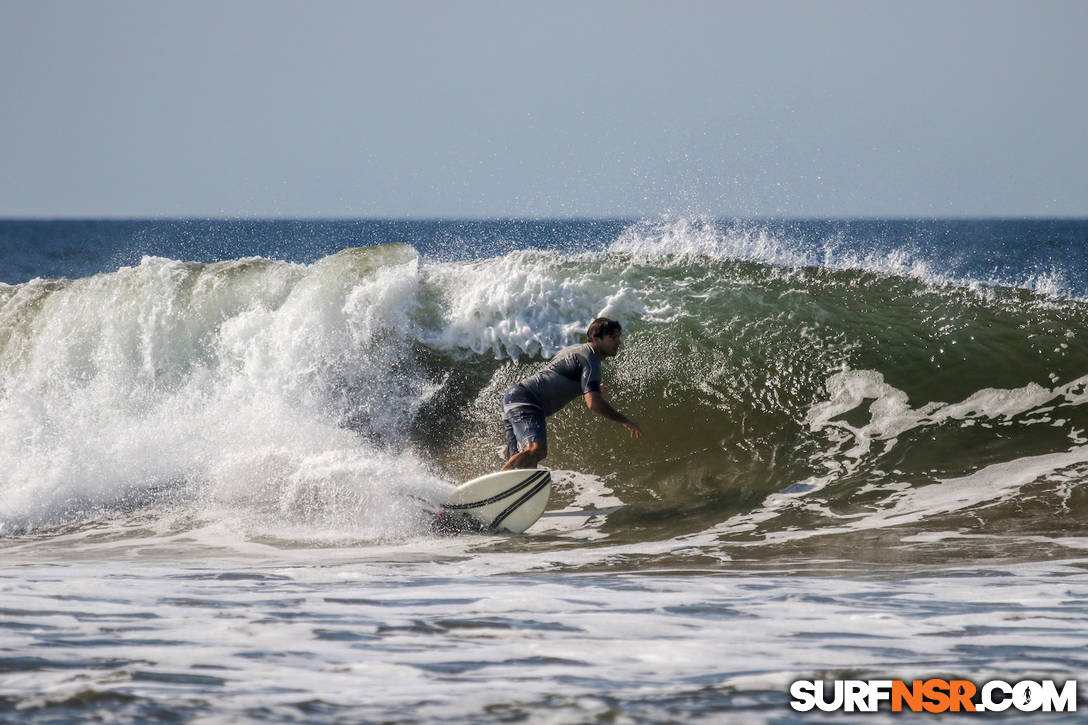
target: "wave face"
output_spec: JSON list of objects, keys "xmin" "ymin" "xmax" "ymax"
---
[{"xmin": 1, "ymin": 218, "xmax": 1087, "ymax": 566}]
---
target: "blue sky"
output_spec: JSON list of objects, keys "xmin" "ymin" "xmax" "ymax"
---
[{"xmin": 2, "ymin": 0, "xmax": 1085, "ymax": 218}]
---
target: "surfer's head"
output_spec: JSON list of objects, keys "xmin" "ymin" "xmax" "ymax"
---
[{"xmin": 587, "ymin": 317, "xmax": 622, "ymax": 357}]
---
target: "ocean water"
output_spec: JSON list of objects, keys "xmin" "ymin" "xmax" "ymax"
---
[{"xmin": 1, "ymin": 217, "xmax": 1086, "ymax": 722}]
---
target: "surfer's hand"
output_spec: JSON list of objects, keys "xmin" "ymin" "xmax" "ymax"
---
[{"xmin": 624, "ymin": 420, "xmax": 644, "ymax": 438}]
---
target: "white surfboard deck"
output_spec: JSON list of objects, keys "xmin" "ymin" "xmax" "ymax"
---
[{"xmin": 434, "ymin": 469, "xmax": 552, "ymax": 534}]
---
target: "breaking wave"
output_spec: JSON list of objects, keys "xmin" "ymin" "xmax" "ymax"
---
[{"xmin": 2, "ymin": 222, "xmax": 1086, "ymax": 565}]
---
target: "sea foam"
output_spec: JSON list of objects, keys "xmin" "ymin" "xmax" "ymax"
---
[{"xmin": 0, "ymin": 246, "xmax": 447, "ymax": 535}]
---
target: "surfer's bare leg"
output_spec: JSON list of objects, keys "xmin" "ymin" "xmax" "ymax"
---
[{"xmin": 502, "ymin": 441, "xmax": 547, "ymax": 470}]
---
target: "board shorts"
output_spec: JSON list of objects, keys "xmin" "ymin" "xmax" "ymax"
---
[{"xmin": 501, "ymin": 386, "xmax": 547, "ymax": 460}]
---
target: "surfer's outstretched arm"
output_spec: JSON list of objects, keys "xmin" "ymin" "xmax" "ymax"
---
[{"xmin": 584, "ymin": 392, "xmax": 644, "ymax": 438}]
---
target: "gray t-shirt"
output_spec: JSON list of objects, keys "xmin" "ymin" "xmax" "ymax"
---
[{"xmin": 508, "ymin": 343, "xmax": 603, "ymax": 417}]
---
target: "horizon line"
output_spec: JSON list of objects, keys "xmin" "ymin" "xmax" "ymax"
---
[{"xmin": 3, "ymin": 214, "xmax": 1087, "ymax": 223}]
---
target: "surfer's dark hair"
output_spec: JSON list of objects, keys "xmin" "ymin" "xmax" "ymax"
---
[{"xmin": 587, "ymin": 317, "xmax": 621, "ymax": 340}]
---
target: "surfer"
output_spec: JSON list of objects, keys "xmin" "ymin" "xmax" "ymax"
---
[{"xmin": 500, "ymin": 317, "xmax": 643, "ymax": 470}]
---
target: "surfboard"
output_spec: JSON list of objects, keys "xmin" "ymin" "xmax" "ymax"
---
[{"xmin": 430, "ymin": 469, "xmax": 552, "ymax": 535}]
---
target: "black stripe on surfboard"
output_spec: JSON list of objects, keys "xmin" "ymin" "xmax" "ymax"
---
[
  {"xmin": 488, "ymin": 472, "xmax": 551, "ymax": 531},
  {"xmin": 442, "ymin": 470, "xmax": 549, "ymax": 511}
]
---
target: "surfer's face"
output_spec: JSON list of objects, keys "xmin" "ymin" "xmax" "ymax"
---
[{"xmin": 595, "ymin": 331, "xmax": 622, "ymax": 357}]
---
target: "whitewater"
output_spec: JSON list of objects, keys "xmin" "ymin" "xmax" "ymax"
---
[{"xmin": 1, "ymin": 217, "xmax": 1086, "ymax": 722}]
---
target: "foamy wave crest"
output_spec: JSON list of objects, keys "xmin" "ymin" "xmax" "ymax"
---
[
  {"xmin": 610, "ymin": 216, "xmax": 808, "ymax": 266},
  {"xmin": 616, "ymin": 217, "xmax": 1088, "ymax": 303},
  {"xmin": 0, "ymin": 245, "xmax": 448, "ymax": 534},
  {"xmin": 420, "ymin": 251, "xmax": 648, "ymax": 360},
  {"xmin": 610, "ymin": 215, "xmax": 943, "ymax": 277}
]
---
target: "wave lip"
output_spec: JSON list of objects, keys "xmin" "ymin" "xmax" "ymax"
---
[{"xmin": 608, "ymin": 216, "xmax": 1081, "ymax": 299}]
